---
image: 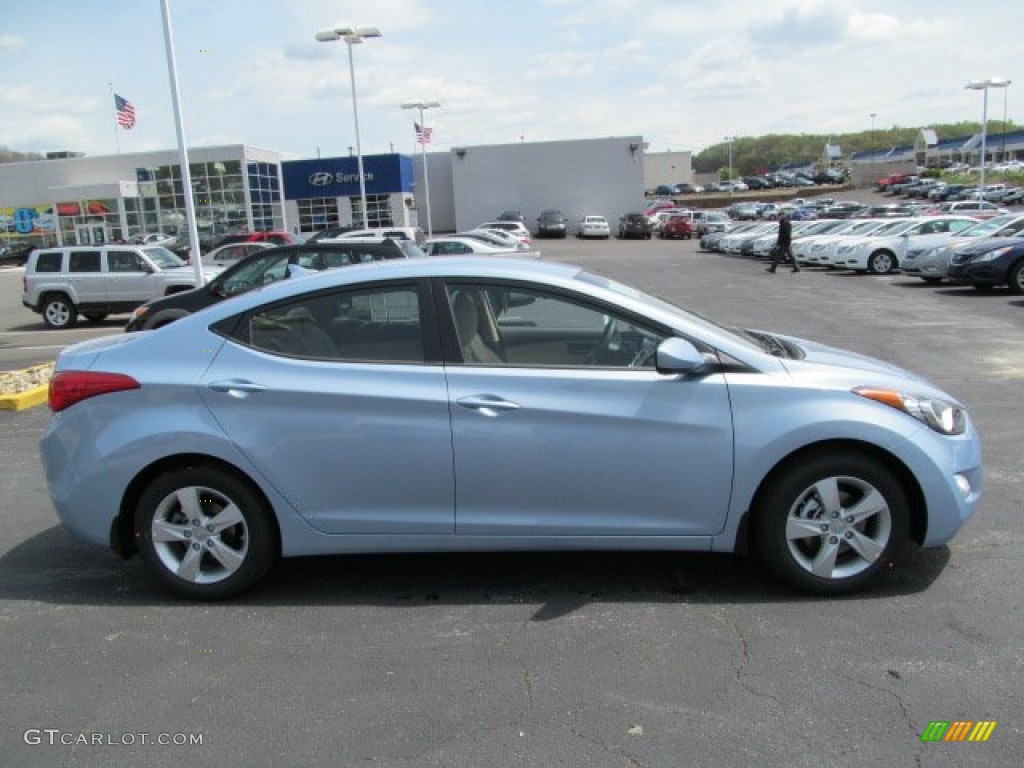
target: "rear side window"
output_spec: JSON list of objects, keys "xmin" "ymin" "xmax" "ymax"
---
[
  {"xmin": 69, "ymin": 251, "xmax": 102, "ymax": 272},
  {"xmin": 33, "ymin": 252, "xmax": 63, "ymax": 272}
]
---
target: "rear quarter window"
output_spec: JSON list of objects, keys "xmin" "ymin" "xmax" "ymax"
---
[{"xmin": 33, "ymin": 252, "xmax": 63, "ymax": 272}]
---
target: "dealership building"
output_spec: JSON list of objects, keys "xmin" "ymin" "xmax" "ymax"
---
[{"xmin": 1, "ymin": 136, "xmax": 648, "ymax": 249}]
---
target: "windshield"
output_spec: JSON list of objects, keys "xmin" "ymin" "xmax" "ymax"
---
[
  {"xmin": 576, "ymin": 271, "xmax": 767, "ymax": 355},
  {"xmin": 956, "ymin": 214, "xmax": 1024, "ymax": 238},
  {"xmin": 141, "ymin": 246, "xmax": 186, "ymax": 268}
]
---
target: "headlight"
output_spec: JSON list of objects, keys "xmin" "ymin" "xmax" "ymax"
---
[
  {"xmin": 976, "ymin": 246, "xmax": 1013, "ymax": 263},
  {"xmin": 853, "ymin": 387, "xmax": 967, "ymax": 435}
]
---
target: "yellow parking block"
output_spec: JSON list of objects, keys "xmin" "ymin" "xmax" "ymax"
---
[{"xmin": 0, "ymin": 363, "xmax": 54, "ymax": 411}]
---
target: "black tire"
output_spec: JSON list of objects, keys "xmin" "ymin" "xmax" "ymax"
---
[
  {"xmin": 752, "ymin": 451, "xmax": 909, "ymax": 595},
  {"xmin": 83, "ymin": 313, "xmax": 109, "ymax": 322},
  {"xmin": 134, "ymin": 466, "xmax": 278, "ymax": 600},
  {"xmin": 867, "ymin": 250, "xmax": 896, "ymax": 275},
  {"xmin": 1008, "ymin": 260, "xmax": 1024, "ymax": 295},
  {"xmin": 42, "ymin": 293, "xmax": 77, "ymax": 329}
]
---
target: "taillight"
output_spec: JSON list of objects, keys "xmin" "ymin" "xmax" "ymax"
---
[{"xmin": 49, "ymin": 371, "xmax": 140, "ymax": 412}]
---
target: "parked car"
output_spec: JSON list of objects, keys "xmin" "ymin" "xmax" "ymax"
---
[
  {"xmin": 830, "ymin": 216, "xmax": 979, "ymax": 274},
  {"xmin": 477, "ymin": 221, "xmax": 532, "ymax": 245},
  {"xmin": 424, "ymin": 236, "xmax": 534, "ymax": 257},
  {"xmin": 900, "ymin": 213, "xmax": 1024, "ymax": 282},
  {"xmin": 211, "ymin": 230, "xmax": 303, "ymax": 249},
  {"xmin": 458, "ymin": 229, "xmax": 530, "ymax": 251},
  {"xmin": 672, "ymin": 183, "xmax": 703, "ymax": 195},
  {"xmin": 42, "ymin": 256, "xmax": 982, "ymax": 600},
  {"xmin": 125, "ymin": 239, "xmax": 420, "ymax": 331},
  {"xmin": 327, "ymin": 227, "xmax": 425, "ymax": 245},
  {"xmin": 659, "ymin": 215, "xmax": 695, "ymax": 240},
  {"xmin": 536, "ymin": 209, "xmax": 569, "ymax": 238},
  {"xmin": 22, "ymin": 244, "xmax": 218, "ymax": 329},
  {"xmin": 201, "ymin": 242, "xmax": 274, "ymax": 267},
  {"xmin": 496, "ymin": 210, "xmax": 525, "ymax": 222},
  {"xmin": 0, "ymin": 240, "xmax": 35, "ymax": 266},
  {"xmin": 695, "ymin": 211, "xmax": 731, "ymax": 236},
  {"xmin": 947, "ymin": 237, "xmax": 1024, "ymax": 293},
  {"xmin": 618, "ymin": 213, "xmax": 653, "ymax": 239},
  {"xmin": 577, "ymin": 215, "xmax": 611, "ymax": 239}
]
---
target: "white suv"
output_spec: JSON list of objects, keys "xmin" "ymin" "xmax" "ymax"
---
[{"xmin": 22, "ymin": 245, "xmax": 216, "ymax": 329}]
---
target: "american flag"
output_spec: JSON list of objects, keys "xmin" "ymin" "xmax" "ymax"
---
[
  {"xmin": 414, "ymin": 122, "xmax": 432, "ymax": 145},
  {"xmin": 114, "ymin": 94, "xmax": 136, "ymax": 130}
]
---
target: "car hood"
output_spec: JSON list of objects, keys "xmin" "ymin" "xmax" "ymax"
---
[
  {"xmin": 771, "ymin": 333, "xmax": 953, "ymax": 399},
  {"xmin": 950, "ymin": 236, "xmax": 1024, "ymax": 256}
]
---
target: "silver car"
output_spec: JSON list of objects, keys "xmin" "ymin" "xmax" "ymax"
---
[{"xmin": 42, "ymin": 257, "xmax": 983, "ymax": 600}]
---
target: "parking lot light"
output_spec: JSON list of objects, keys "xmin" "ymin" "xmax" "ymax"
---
[
  {"xmin": 315, "ymin": 25, "xmax": 382, "ymax": 229},
  {"xmin": 401, "ymin": 100, "xmax": 441, "ymax": 237},
  {"xmin": 966, "ymin": 77, "xmax": 1011, "ymax": 202}
]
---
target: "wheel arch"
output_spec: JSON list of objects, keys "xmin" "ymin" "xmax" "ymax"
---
[
  {"xmin": 112, "ymin": 453, "xmax": 281, "ymax": 559},
  {"xmin": 738, "ymin": 438, "xmax": 927, "ymax": 553}
]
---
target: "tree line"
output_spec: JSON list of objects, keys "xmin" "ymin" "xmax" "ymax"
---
[{"xmin": 692, "ymin": 121, "xmax": 1018, "ymax": 175}]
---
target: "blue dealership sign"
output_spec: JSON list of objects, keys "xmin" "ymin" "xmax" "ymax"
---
[{"xmin": 282, "ymin": 154, "xmax": 413, "ymax": 200}]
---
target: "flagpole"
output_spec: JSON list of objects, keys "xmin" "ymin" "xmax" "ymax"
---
[{"xmin": 108, "ymin": 81, "xmax": 121, "ymax": 154}]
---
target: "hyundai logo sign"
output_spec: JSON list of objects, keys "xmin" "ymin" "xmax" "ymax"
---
[{"xmin": 309, "ymin": 171, "xmax": 335, "ymax": 187}]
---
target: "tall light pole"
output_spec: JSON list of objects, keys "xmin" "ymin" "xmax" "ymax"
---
[
  {"xmin": 966, "ymin": 77, "xmax": 1011, "ymax": 200},
  {"xmin": 870, "ymin": 112, "xmax": 877, "ymax": 161},
  {"xmin": 315, "ymin": 24, "xmax": 382, "ymax": 229},
  {"xmin": 401, "ymin": 100, "xmax": 440, "ymax": 237},
  {"xmin": 724, "ymin": 135, "xmax": 736, "ymax": 194}
]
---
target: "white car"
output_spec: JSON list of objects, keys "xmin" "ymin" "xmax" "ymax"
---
[
  {"xmin": 832, "ymin": 216, "xmax": 980, "ymax": 274},
  {"xmin": 577, "ymin": 215, "xmax": 611, "ymax": 239},
  {"xmin": 424, "ymin": 236, "xmax": 526, "ymax": 257},
  {"xmin": 459, "ymin": 229, "xmax": 530, "ymax": 251},
  {"xmin": 201, "ymin": 241, "xmax": 274, "ymax": 267},
  {"xmin": 798, "ymin": 220, "xmax": 895, "ymax": 266},
  {"xmin": 477, "ymin": 221, "xmax": 532, "ymax": 245}
]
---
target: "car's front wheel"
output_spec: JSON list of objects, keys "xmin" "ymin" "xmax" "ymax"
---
[
  {"xmin": 1008, "ymin": 260, "xmax": 1024, "ymax": 295},
  {"xmin": 134, "ymin": 466, "xmax": 278, "ymax": 599},
  {"xmin": 867, "ymin": 251, "xmax": 897, "ymax": 275},
  {"xmin": 752, "ymin": 451, "xmax": 909, "ymax": 595},
  {"xmin": 42, "ymin": 294, "xmax": 77, "ymax": 329}
]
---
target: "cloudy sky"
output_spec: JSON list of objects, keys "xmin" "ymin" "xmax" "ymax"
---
[{"xmin": 2, "ymin": 0, "xmax": 1020, "ymax": 160}]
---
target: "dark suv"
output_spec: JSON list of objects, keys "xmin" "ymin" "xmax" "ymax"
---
[
  {"xmin": 125, "ymin": 239, "xmax": 420, "ymax": 332},
  {"xmin": 618, "ymin": 213, "xmax": 652, "ymax": 239},
  {"xmin": 536, "ymin": 209, "xmax": 568, "ymax": 238}
]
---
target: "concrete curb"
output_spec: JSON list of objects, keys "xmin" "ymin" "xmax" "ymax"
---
[{"xmin": 0, "ymin": 363, "xmax": 53, "ymax": 411}]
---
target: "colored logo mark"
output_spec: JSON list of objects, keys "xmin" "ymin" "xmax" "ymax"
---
[{"xmin": 921, "ymin": 720, "xmax": 997, "ymax": 743}]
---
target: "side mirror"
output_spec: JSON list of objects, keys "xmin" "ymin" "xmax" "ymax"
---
[{"xmin": 656, "ymin": 337, "xmax": 708, "ymax": 374}]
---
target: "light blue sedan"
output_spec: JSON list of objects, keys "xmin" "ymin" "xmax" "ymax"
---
[{"xmin": 40, "ymin": 257, "xmax": 983, "ymax": 599}]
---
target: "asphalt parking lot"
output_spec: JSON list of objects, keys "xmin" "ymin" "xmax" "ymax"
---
[{"xmin": 1, "ymin": 225, "xmax": 1022, "ymax": 767}]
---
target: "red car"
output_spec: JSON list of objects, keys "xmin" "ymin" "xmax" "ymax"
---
[{"xmin": 659, "ymin": 215, "xmax": 694, "ymax": 240}]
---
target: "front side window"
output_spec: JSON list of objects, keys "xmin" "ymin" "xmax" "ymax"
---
[
  {"xmin": 107, "ymin": 250, "xmax": 146, "ymax": 272},
  {"xmin": 243, "ymin": 285, "xmax": 425, "ymax": 363},
  {"xmin": 444, "ymin": 283, "xmax": 667, "ymax": 368}
]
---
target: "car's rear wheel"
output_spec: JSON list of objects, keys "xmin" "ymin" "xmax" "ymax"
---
[
  {"xmin": 752, "ymin": 451, "xmax": 909, "ymax": 595},
  {"xmin": 42, "ymin": 294, "xmax": 77, "ymax": 329},
  {"xmin": 134, "ymin": 466, "xmax": 278, "ymax": 599}
]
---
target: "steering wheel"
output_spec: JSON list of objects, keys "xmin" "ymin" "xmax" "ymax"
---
[
  {"xmin": 629, "ymin": 337, "xmax": 658, "ymax": 368},
  {"xmin": 588, "ymin": 316, "xmax": 621, "ymax": 365}
]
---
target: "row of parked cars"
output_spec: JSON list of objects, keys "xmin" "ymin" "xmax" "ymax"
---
[
  {"xmin": 700, "ymin": 211, "xmax": 1024, "ymax": 293},
  {"xmin": 652, "ymin": 169, "xmax": 847, "ymax": 197}
]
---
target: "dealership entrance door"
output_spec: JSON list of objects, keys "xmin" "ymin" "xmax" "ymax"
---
[{"xmin": 74, "ymin": 223, "xmax": 108, "ymax": 245}]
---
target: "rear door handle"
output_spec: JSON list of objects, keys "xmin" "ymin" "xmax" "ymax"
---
[
  {"xmin": 456, "ymin": 395, "xmax": 521, "ymax": 417},
  {"xmin": 208, "ymin": 379, "xmax": 267, "ymax": 398}
]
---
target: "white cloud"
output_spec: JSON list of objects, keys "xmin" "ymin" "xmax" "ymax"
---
[{"xmin": 0, "ymin": 35, "xmax": 27, "ymax": 54}]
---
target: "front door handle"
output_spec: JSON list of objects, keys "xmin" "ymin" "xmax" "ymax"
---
[
  {"xmin": 208, "ymin": 379, "xmax": 267, "ymax": 398},
  {"xmin": 456, "ymin": 395, "xmax": 521, "ymax": 417}
]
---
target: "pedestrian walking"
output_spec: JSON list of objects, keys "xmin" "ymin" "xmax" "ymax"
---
[{"xmin": 767, "ymin": 213, "xmax": 800, "ymax": 273}]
